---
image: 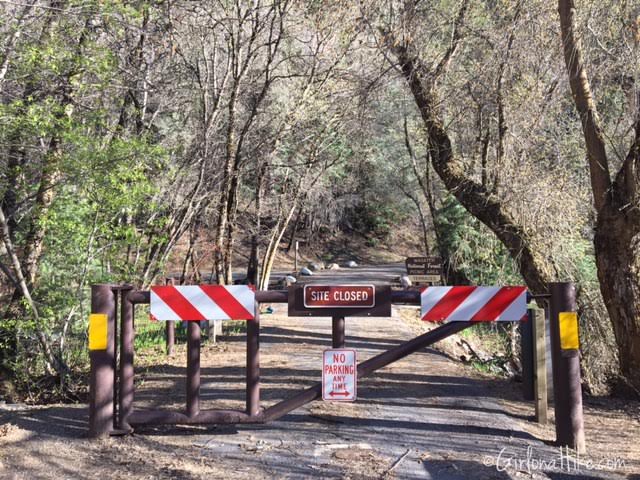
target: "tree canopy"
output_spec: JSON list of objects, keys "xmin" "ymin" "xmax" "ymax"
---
[{"xmin": 0, "ymin": 0, "xmax": 639, "ymax": 396}]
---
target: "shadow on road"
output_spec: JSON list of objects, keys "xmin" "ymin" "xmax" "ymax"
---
[
  {"xmin": 2, "ymin": 405, "xmax": 88, "ymax": 439},
  {"xmin": 222, "ymin": 325, "xmax": 406, "ymax": 352},
  {"xmin": 422, "ymin": 459, "xmax": 513, "ymax": 479},
  {"xmin": 281, "ymin": 413, "xmax": 539, "ymax": 441}
]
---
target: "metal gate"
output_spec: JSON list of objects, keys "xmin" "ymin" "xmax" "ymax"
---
[{"xmin": 87, "ymin": 282, "xmax": 585, "ymax": 452}]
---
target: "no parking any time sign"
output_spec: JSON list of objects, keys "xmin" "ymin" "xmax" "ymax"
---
[{"xmin": 322, "ymin": 349, "xmax": 357, "ymax": 401}]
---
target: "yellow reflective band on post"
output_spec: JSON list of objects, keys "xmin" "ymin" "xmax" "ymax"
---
[
  {"xmin": 89, "ymin": 313, "xmax": 108, "ymax": 351},
  {"xmin": 559, "ymin": 312, "xmax": 579, "ymax": 350}
]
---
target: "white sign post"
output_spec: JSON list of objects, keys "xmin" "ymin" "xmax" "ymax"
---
[{"xmin": 322, "ymin": 349, "xmax": 357, "ymax": 401}]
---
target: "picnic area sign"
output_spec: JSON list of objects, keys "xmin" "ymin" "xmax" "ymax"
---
[{"xmin": 405, "ymin": 256, "xmax": 442, "ymax": 285}]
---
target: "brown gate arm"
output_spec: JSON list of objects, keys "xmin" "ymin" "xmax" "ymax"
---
[
  {"xmin": 262, "ymin": 321, "xmax": 473, "ymax": 422},
  {"xmin": 117, "ymin": 288, "xmax": 472, "ymax": 427},
  {"xmin": 131, "ymin": 289, "xmax": 423, "ymax": 305}
]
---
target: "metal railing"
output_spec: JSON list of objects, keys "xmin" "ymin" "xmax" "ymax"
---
[{"xmin": 88, "ymin": 282, "xmax": 585, "ymax": 453}]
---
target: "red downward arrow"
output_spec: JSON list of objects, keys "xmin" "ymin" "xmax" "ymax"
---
[{"xmin": 329, "ymin": 390, "xmax": 351, "ymax": 397}]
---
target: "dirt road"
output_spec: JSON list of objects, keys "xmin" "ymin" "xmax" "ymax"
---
[{"xmin": 0, "ymin": 267, "xmax": 637, "ymax": 479}]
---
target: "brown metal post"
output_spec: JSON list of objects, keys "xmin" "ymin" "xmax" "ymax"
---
[
  {"xmin": 89, "ymin": 284, "xmax": 117, "ymax": 437},
  {"xmin": 112, "ymin": 290, "xmax": 119, "ymax": 431},
  {"xmin": 246, "ymin": 303, "xmax": 260, "ymax": 416},
  {"xmin": 332, "ymin": 316, "xmax": 345, "ymax": 348},
  {"xmin": 118, "ymin": 286, "xmax": 135, "ymax": 432},
  {"xmin": 549, "ymin": 282, "xmax": 585, "ymax": 453},
  {"xmin": 520, "ymin": 311, "xmax": 534, "ymax": 401},
  {"xmin": 186, "ymin": 321, "xmax": 201, "ymax": 418},
  {"xmin": 166, "ymin": 321, "xmax": 175, "ymax": 355},
  {"xmin": 532, "ymin": 308, "xmax": 548, "ymax": 424}
]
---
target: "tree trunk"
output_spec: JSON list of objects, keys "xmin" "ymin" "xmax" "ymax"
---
[
  {"xmin": 0, "ymin": 205, "xmax": 61, "ymax": 376},
  {"xmin": 414, "ymin": 200, "xmax": 431, "ymax": 257},
  {"xmin": 594, "ymin": 207, "xmax": 640, "ymax": 389},
  {"xmin": 246, "ymin": 240, "xmax": 259, "ymax": 286},
  {"xmin": 21, "ymin": 149, "xmax": 61, "ymax": 285},
  {"xmin": 222, "ymin": 166, "xmax": 242, "ymax": 285},
  {"xmin": 181, "ymin": 223, "xmax": 201, "ymax": 284},
  {"xmin": 247, "ymin": 161, "xmax": 266, "ymax": 286},
  {"xmin": 285, "ymin": 207, "xmax": 303, "ymax": 253},
  {"xmin": 259, "ymin": 188, "xmax": 306, "ymax": 290},
  {"xmin": 259, "ymin": 209, "xmax": 296, "ymax": 290},
  {"xmin": 399, "ymin": 187, "xmax": 431, "ymax": 257},
  {"xmin": 559, "ymin": 0, "xmax": 640, "ymax": 390},
  {"xmin": 0, "ymin": 1, "xmax": 35, "ymax": 85},
  {"xmin": 391, "ymin": 42, "xmax": 553, "ymax": 294},
  {"xmin": 214, "ymin": 86, "xmax": 239, "ymax": 285},
  {"xmin": 223, "ymin": 183, "xmax": 239, "ymax": 285}
]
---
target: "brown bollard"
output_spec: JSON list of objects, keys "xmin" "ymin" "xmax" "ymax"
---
[
  {"xmin": 118, "ymin": 286, "xmax": 135, "ymax": 432},
  {"xmin": 532, "ymin": 308, "xmax": 548, "ymax": 424},
  {"xmin": 549, "ymin": 282, "xmax": 586, "ymax": 453},
  {"xmin": 186, "ymin": 321, "xmax": 201, "ymax": 418},
  {"xmin": 520, "ymin": 311, "xmax": 534, "ymax": 401},
  {"xmin": 332, "ymin": 316, "xmax": 345, "ymax": 348},
  {"xmin": 88, "ymin": 284, "xmax": 117, "ymax": 437},
  {"xmin": 166, "ymin": 321, "xmax": 175, "ymax": 355},
  {"xmin": 246, "ymin": 303, "xmax": 260, "ymax": 416}
]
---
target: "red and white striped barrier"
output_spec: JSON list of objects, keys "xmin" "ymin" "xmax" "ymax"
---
[
  {"xmin": 150, "ymin": 285, "xmax": 255, "ymax": 321},
  {"xmin": 421, "ymin": 286, "xmax": 527, "ymax": 322}
]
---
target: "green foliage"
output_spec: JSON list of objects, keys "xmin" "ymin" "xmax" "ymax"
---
[
  {"xmin": 0, "ymin": 23, "xmax": 167, "ymax": 383},
  {"xmin": 350, "ymin": 200, "xmax": 398, "ymax": 238},
  {"xmin": 134, "ymin": 317, "xmax": 169, "ymax": 351},
  {"xmin": 1, "ymin": 129, "xmax": 167, "ymax": 380},
  {"xmin": 434, "ymin": 195, "xmax": 521, "ymax": 285},
  {"xmin": 339, "ymin": 144, "xmax": 413, "ymax": 240},
  {"xmin": 0, "ymin": 0, "xmax": 632, "ymax": 402}
]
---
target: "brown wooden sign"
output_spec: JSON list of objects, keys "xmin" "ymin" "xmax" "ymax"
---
[
  {"xmin": 288, "ymin": 284, "xmax": 391, "ymax": 317},
  {"xmin": 405, "ymin": 256, "xmax": 442, "ymax": 276}
]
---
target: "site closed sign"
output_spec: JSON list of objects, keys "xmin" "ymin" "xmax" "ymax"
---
[
  {"xmin": 304, "ymin": 285, "xmax": 375, "ymax": 308},
  {"xmin": 288, "ymin": 284, "xmax": 391, "ymax": 317},
  {"xmin": 322, "ymin": 349, "xmax": 357, "ymax": 401}
]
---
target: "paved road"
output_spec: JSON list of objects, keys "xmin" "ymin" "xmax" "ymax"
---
[
  {"xmin": 296, "ymin": 263, "xmax": 406, "ymax": 285},
  {"xmin": 172, "ymin": 262, "xmax": 408, "ymax": 287},
  {"xmin": 186, "ymin": 306, "xmax": 619, "ymax": 480},
  {"xmin": 1, "ymin": 300, "xmax": 626, "ymax": 479}
]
